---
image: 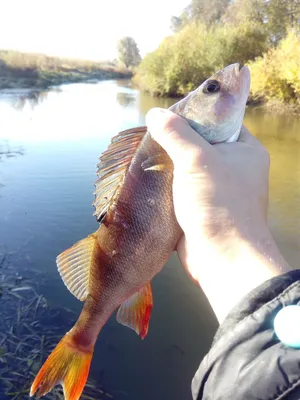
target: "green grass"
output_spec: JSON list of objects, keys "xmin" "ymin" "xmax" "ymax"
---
[{"xmin": 0, "ymin": 50, "xmax": 132, "ymax": 89}]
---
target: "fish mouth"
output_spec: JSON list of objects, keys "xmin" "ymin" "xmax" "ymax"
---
[
  {"xmin": 227, "ymin": 63, "xmax": 249, "ymax": 78},
  {"xmin": 238, "ymin": 64, "xmax": 251, "ymax": 98},
  {"xmin": 222, "ymin": 63, "xmax": 251, "ymax": 100}
]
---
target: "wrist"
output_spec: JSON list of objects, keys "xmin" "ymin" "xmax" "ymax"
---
[{"xmin": 181, "ymin": 222, "xmax": 291, "ymax": 322}]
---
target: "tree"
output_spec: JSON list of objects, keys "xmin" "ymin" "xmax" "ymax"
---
[
  {"xmin": 222, "ymin": 0, "xmax": 266, "ymax": 26},
  {"xmin": 135, "ymin": 22, "xmax": 269, "ymax": 96},
  {"xmin": 171, "ymin": 0, "xmax": 230, "ymax": 31},
  {"xmin": 265, "ymin": 0, "xmax": 300, "ymax": 43},
  {"xmin": 170, "ymin": 16, "xmax": 183, "ymax": 32},
  {"xmin": 186, "ymin": 0, "xmax": 231, "ymax": 25},
  {"xmin": 117, "ymin": 37, "xmax": 141, "ymax": 68},
  {"xmin": 223, "ymin": 0, "xmax": 300, "ymax": 44}
]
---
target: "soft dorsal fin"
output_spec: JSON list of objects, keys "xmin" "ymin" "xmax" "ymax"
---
[
  {"xmin": 116, "ymin": 282, "xmax": 153, "ymax": 339},
  {"xmin": 93, "ymin": 126, "xmax": 147, "ymax": 222},
  {"xmin": 56, "ymin": 234, "xmax": 98, "ymax": 301}
]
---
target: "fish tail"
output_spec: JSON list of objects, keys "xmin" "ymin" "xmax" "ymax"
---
[{"xmin": 30, "ymin": 332, "xmax": 93, "ymax": 400}]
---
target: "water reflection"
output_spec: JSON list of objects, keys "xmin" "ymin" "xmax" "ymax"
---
[
  {"xmin": 116, "ymin": 92, "xmax": 136, "ymax": 107},
  {"xmin": 0, "ymin": 80, "xmax": 299, "ymax": 400},
  {"xmin": 138, "ymin": 90, "xmax": 176, "ymax": 119},
  {"xmin": 244, "ymin": 107, "xmax": 300, "ymax": 142},
  {"xmin": 244, "ymin": 108, "xmax": 300, "ymax": 268},
  {"xmin": 0, "ymin": 139, "xmax": 24, "ymax": 160},
  {"xmin": 11, "ymin": 88, "xmax": 61, "ymax": 111},
  {"xmin": 115, "ymin": 79, "xmax": 134, "ymax": 89}
]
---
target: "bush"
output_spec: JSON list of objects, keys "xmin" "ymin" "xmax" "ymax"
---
[
  {"xmin": 248, "ymin": 29, "xmax": 300, "ymax": 104},
  {"xmin": 135, "ymin": 22, "xmax": 268, "ymax": 96}
]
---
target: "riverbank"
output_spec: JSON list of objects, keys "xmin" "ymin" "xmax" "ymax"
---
[
  {"xmin": 0, "ymin": 50, "xmax": 132, "ymax": 89},
  {"xmin": 0, "ymin": 252, "xmax": 113, "ymax": 400},
  {"xmin": 249, "ymin": 99, "xmax": 300, "ymax": 115},
  {"xmin": 135, "ymin": 23, "xmax": 300, "ymax": 115}
]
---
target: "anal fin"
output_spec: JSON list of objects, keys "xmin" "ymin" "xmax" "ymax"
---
[
  {"xmin": 116, "ymin": 282, "xmax": 153, "ymax": 339},
  {"xmin": 56, "ymin": 233, "xmax": 98, "ymax": 301}
]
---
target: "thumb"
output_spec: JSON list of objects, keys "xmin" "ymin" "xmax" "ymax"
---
[{"xmin": 145, "ymin": 108, "xmax": 211, "ymax": 164}]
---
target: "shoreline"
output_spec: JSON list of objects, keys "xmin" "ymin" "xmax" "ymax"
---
[
  {"xmin": 133, "ymin": 81, "xmax": 300, "ymax": 115},
  {"xmin": 0, "ymin": 70, "xmax": 133, "ymax": 90},
  {"xmin": 1, "ymin": 74, "xmax": 298, "ymax": 115}
]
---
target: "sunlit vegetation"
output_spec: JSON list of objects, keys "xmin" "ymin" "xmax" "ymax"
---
[
  {"xmin": 249, "ymin": 30, "xmax": 300, "ymax": 108},
  {"xmin": 135, "ymin": 22, "xmax": 268, "ymax": 96},
  {"xmin": 117, "ymin": 37, "xmax": 141, "ymax": 69},
  {"xmin": 135, "ymin": 0, "xmax": 300, "ymax": 109},
  {"xmin": 0, "ymin": 50, "xmax": 132, "ymax": 89}
]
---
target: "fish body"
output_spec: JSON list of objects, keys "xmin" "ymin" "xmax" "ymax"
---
[
  {"xmin": 30, "ymin": 63, "xmax": 250, "ymax": 400},
  {"xmin": 72, "ymin": 133, "xmax": 181, "ymax": 346}
]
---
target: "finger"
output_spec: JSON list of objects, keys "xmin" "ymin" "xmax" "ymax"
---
[{"xmin": 145, "ymin": 108, "xmax": 211, "ymax": 164}]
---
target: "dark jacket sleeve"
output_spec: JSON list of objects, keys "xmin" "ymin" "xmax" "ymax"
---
[{"xmin": 192, "ymin": 269, "xmax": 300, "ymax": 400}]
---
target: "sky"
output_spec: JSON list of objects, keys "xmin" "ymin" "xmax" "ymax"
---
[{"xmin": 0, "ymin": 0, "xmax": 189, "ymax": 61}]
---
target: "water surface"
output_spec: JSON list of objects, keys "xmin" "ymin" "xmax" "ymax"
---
[{"xmin": 0, "ymin": 80, "xmax": 299, "ymax": 400}]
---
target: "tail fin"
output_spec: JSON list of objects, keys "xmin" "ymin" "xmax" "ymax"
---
[{"xmin": 30, "ymin": 333, "xmax": 93, "ymax": 400}]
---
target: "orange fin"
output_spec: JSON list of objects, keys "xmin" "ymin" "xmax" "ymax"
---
[
  {"xmin": 116, "ymin": 282, "xmax": 153, "ymax": 339},
  {"xmin": 56, "ymin": 234, "xmax": 98, "ymax": 301},
  {"xmin": 30, "ymin": 333, "xmax": 93, "ymax": 400},
  {"xmin": 93, "ymin": 126, "xmax": 147, "ymax": 222}
]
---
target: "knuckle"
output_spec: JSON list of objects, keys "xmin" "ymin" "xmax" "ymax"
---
[{"xmin": 162, "ymin": 114, "xmax": 181, "ymax": 134}]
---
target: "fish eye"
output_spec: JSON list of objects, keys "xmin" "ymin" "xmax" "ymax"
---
[{"xmin": 203, "ymin": 80, "xmax": 220, "ymax": 94}]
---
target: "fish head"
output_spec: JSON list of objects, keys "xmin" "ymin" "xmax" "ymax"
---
[{"xmin": 169, "ymin": 63, "xmax": 251, "ymax": 143}]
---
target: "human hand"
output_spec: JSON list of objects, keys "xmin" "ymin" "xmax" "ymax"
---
[{"xmin": 146, "ymin": 108, "xmax": 290, "ymax": 322}]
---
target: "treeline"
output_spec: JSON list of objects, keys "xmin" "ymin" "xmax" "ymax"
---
[{"xmin": 135, "ymin": 0, "xmax": 300, "ymax": 107}]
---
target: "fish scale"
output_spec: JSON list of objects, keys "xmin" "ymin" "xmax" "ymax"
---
[{"xmin": 30, "ymin": 63, "xmax": 250, "ymax": 400}]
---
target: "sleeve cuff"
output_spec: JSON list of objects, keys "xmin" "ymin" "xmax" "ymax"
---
[{"xmin": 192, "ymin": 269, "xmax": 300, "ymax": 400}]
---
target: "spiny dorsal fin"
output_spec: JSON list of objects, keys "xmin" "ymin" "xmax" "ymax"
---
[
  {"xmin": 93, "ymin": 126, "xmax": 147, "ymax": 222},
  {"xmin": 56, "ymin": 234, "xmax": 98, "ymax": 301},
  {"xmin": 116, "ymin": 282, "xmax": 153, "ymax": 339}
]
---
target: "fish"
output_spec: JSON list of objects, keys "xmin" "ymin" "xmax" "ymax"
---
[{"xmin": 30, "ymin": 63, "xmax": 250, "ymax": 400}]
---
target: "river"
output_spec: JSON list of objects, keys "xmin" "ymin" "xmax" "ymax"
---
[{"xmin": 0, "ymin": 79, "xmax": 299, "ymax": 400}]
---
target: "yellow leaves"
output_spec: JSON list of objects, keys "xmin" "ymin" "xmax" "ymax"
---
[
  {"xmin": 248, "ymin": 29, "xmax": 300, "ymax": 104},
  {"xmin": 135, "ymin": 21, "xmax": 268, "ymax": 97}
]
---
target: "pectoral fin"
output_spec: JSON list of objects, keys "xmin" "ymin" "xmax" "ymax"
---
[
  {"xmin": 116, "ymin": 282, "xmax": 153, "ymax": 339},
  {"xmin": 142, "ymin": 154, "xmax": 174, "ymax": 172}
]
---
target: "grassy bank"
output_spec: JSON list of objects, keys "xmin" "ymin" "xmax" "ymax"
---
[
  {"xmin": 0, "ymin": 252, "xmax": 113, "ymax": 399},
  {"xmin": 0, "ymin": 50, "xmax": 132, "ymax": 90}
]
